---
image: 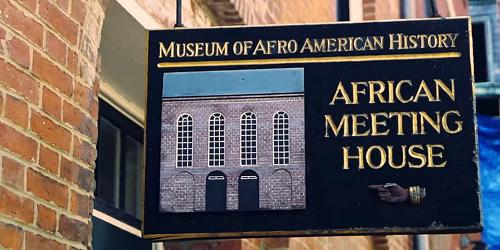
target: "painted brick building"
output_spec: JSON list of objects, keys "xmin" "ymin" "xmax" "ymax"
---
[{"xmin": 159, "ymin": 70, "xmax": 305, "ymax": 213}]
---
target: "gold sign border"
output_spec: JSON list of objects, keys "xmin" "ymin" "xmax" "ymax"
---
[{"xmin": 157, "ymin": 52, "xmax": 461, "ymax": 68}]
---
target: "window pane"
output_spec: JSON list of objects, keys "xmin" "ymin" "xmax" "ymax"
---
[
  {"xmin": 124, "ymin": 136, "xmax": 143, "ymax": 219},
  {"xmin": 472, "ymin": 22, "xmax": 489, "ymax": 83},
  {"xmin": 96, "ymin": 118, "xmax": 121, "ymax": 207}
]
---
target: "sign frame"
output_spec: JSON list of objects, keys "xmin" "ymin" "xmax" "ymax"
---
[{"xmin": 142, "ymin": 17, "xmax": 482, "ymax": 240}]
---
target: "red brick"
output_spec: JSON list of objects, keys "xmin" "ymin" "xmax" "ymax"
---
[
  {"xmin": 67, "ymin": 49, "xmax": 78, "ymax": 74},
  {"xmin": 0, "ymin": 60, "xmax": 40, "ymax": 104},
  {"xmin": 39, "ymin": 145, "xmax": 59, "ymax": 174},
  {"xmin": 45, "ymin": 31, "xmax": 67, "ymax": 65},
  {"xmin": 218, "ymin": 240, "xmax": 243, "ymax": 250},
  {"xmin": 25, "ymin": 232, "xmax": 66, "ymax": 250},
  {"xmin": 0, "ymin": 0, "xmax": 44, "ymax": 46},
  {"xmin": 30, "ymin": 111, "xmax": 72, "ymax": 152},
  {"xmin": 164, "ymin": 245, "xmax": 184, "ymax": 250},
  {"xmin": 39, "ymin": 0, "xmax": 78, "ymax": 45},
  {"xmin": 60, "ymin": 157, "xmax": 93, "ymax": 192},
  {"xmin": 265, "ymin": 238, "xmax": 289, "ymax": 248},
  {"xmin": 71, "ymin": 0, "xmax": 87, "ymax": 24},
  {"xmin": 5, "ymin": 94, "xmax": 29, "ymax": 128},
  {"xmin": 33, "ymin": 52, "xmax": 73, "ymax": 97},
  {"xmin": 1, "ymin": 156, "xmax": 25, "ymax": 190},
  {"xmin": 74, "ymin": 83, "xmax": 93, "ymax": 113},
  {"xmin": 52, "ymin": 0, "xmax": 70, "ymax": 11},
  {"xmin": 90, "ymin": 98, "xmax": 99, "ymax": 120},
  {"xmin": 0, "ymin": 122, "xmax": 37, "ymax": 162},
  {"xmin": 73, "ymin": 136, "xmax": 96, "ymax": 166},
  {"xmin": 18, "ymin": 0, "xmax": 38, "ymax": 13},
  {"xmin": 58, "ymin": 214, "xmax": 90, "ymax": 244},
  {"xmin": 0, "ymin": 28, "xmax": 5, "ymax": 54},
  {"xmin": 63, "ymin": 101, "xmax": 95, "ymax": 137},
  {"xmin": 42, "ymin": 86, "xmax": 62, "ymax": 120},
  {"xmin": 7, "ymin": 35, "xmax": 30, "ymax": 68},
  {"xmin": 0, "ymin": 222, "xmax": 23, "ymax": 250},
  {"xmin": 27, "ymin": 168, "xmax": 68, "ymax": 208},
  {"xmin": 187, "ymin": 242, "xmax": 212, "ymax": 250},
  {"xmin": 37, "ymin": 204, "xmax": 57, "ymax": 232},
  {"xmin": 70, "ymin": 191, "xmax": 91, "ymax": 218},
  {"xmin": 0, "ymin": 186, "xmax": 34, "ymax": 223}
]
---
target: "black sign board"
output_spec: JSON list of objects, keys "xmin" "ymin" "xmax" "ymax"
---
[{"xmin": 143, "ymin": 17, "xmax": 481, "ymax": 240}]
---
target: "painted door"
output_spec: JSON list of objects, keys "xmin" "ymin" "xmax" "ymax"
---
[
  {"xmin": 238, "ymin": 170, "xmax": 259, "ymax": 211},
  {"xmin": 206, "ymin": 171, "xmax": 227, "ymax": 212}
]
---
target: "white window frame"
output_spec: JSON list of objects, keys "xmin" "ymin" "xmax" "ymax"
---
[
  {"xmin": 208, "ymin": 113, "xmax": 225, "ymax": 167},
  {"xmin": 176, "ymin": 114, "xmax": 193, "ymax": 168},
  {"xmin": 240, "ymin": 112, "xmax": 257, "ymax": 166},
  {"xmin": 273, "ymin": 111, "xmax": 290, "ymax": 165}
]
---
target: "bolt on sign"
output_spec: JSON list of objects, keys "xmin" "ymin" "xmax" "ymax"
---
[{"xmin": 143, "ymin": 17, "xmax": 481, "ymax": 240}]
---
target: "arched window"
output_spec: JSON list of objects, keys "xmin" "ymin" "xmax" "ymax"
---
[
  {"xmin": 208, "ymin": 113, "xmax": 225, "ymax": 167},
  {"xmin": 273, "ymin": 111, "xmax": 290, "ymax": 165},
  {"xmin": 176, "ymin": 114, "xmax": 193, "ymax": 167},
  {"xmin": 240, "ymin": 112, "xmax": 257, "ymax": 166}
]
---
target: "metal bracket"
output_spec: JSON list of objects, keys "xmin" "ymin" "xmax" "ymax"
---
[{"xmin": 175, "ymin": 0, "xmax": 184, "ymax": 27}]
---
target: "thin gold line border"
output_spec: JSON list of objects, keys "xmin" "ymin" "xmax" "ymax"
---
[{"xmin": 157, "ymin": 52, "xmax": 461, "ymax": 68}]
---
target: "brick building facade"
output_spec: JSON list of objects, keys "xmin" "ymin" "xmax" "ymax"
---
[{"xmin": 160, "ymin": 94, "xmax": 305, "ymax": 212}]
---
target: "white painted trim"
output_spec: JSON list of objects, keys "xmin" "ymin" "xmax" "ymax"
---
[
  {"xmin": 99, "ymin": 80, "xmax": 145, "ymax": 127},
  {"xmin": 208, "ymin": 113, "xmax": 225, "ymax": 167},
  {"xmin": 175, "ymin": 113, "xmax": 194, "ymax": 168},
  {"xmin": 115, "ymin": 0, "xmax": 164, "ymax": 29},
  {"xmin": 240, "ymin": 112, "xmax": 257, "ymax": 167},
  {"xmin": 445, "ymin": 0, "xmax": 456, "ymax": 17},
  {"xmin": 92, "ymin": 209, "xmax": 142, "ymax": 237},
  {"xmin": 349, "ymin": 0, "xmax": 364, "ymax": 21},
  {"xmin": 272, "ymin": 111, "xmax": 290, "ymax": 166}
]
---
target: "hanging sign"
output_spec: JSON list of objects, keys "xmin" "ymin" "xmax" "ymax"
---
[{"xmin": 143, "ymin": 17, "xmax": 481, "ymax": 240}]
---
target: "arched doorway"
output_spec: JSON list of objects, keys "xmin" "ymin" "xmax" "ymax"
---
[
  {"xmin": 172, "ymin": 172, "xmax": 195, "ymax": 212},
  {"xmin": 271, "ymin": 169, "xmax": 292, "ymax": 209},
  {"xmin": 206, "ymin": 171, "xmax": 227, "ymax": 212},
  {"xmin": 238, "ymin": 170, "xmax": 259, "ymax": 211}
]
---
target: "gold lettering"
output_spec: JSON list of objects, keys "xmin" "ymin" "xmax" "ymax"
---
[
  {"xmin": 352, "ymin": 82, "xmax": 367, "ymax": 104},
  {"xmin": 395, "ymin": 80, "xmax": 413, "ymax": 103},
  {"xmin": 329, "ymin": 81, "xmax": 352, "ymax": 105},
  {"xmin": 434, "ymin": 79, "xmax": 455, "ymax": 101},
  {"xmin": 324, "ymin": 115, "xmax": 349, "ymax": 137},
  {"xmin": 447, "ymin": 33, "xmax": 459, "ymax": 47},
  {"xmin": 371, "ymin": 112, "xmax": 390, "ymax": 136},
  {"xmin": 427, "ymin": 144, "xmax": 446, "ymax": 167},
  {"xmin": 388, "ymin": 112, "xmax": 411, "ymax": 135},
  {"xmin": 368, "ymin": 81, "xmax": 386, "ymax": 104},
  {"xmin": 419, "ymin": 111, "xmax": 441, "ymax": 134},
  {"xmin": 388, "ymin": 145, "xmax": 407, "ymax": 169},
  {"xmin": 442, "ymin": 110, "xmax": 463, "ymax": 134},
  {"xmin": 366, "ymin": 146, "xmax": 386, "ymax": 169},
  {"xmin": 352, "ymin": 114, "xmax": 370, "ymax": 136},
  {"xmin": 413, "ymin": 80, "xmax": 436, "ymax": 102},
  {"xmin": 159, "ymin": 42, "xmax": 174, "ymax": 58},
  {"xmin": 343, "ymin": 146, "xmax": 364, "ymax": 170},
  {"xmin": 408, "ymin": 144, "xmax": 426, "ymax": 168}
]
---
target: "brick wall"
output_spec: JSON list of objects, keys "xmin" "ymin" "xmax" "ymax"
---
[
  {"xmin": 363, "ymin": 0, "xmax": 400, "ymax": 20},
  {"xmin": 231, "ymin": 0, "xmax": 335, "ymax": 25},
  {"xmin": 159, "ymin": 95, "xmax": 305, "ymax": 212},
  {"xmin": 135, "ymin": 0, "xmax": 214, "ymax": 27},
  {"xmin": 0, "ymin": 0, "xmax": 103, "ymax": 249}
]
